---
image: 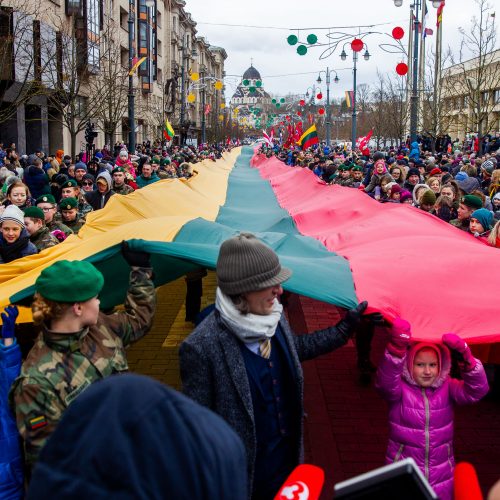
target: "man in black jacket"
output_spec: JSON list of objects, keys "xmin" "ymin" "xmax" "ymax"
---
[{"xmin": 84, "ymin": 171, "xmax": 115, "ymax": 210}]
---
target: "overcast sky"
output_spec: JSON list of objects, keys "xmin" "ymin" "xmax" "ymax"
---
[{"xmin": 185, "ymin": 0, "xmax": 497, "ymax": 101}]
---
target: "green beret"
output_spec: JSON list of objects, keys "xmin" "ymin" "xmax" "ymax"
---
[
  {"xmin": 35, "ymin": 260, "xmax": 104, "ymax": 302},
  {"xmin": 36, "ymin": 194, "xmax": 56, "ymax": 205},
  {"xmin": 23, "ymin": 206, "xmax": 45, "ymax": 220},
  {"xmin": 112, "ymin": 167, "xmax": 125, "ymax": 174},
  {"xmin": 62, "ymin": 179, "xmax": 78, "ymax": 189},
  {"xmin": 160, "ymin": 158, "xmax": 171, "ymax": 166},
  {"xmin": 151, "ymin": 158, "xmax": 160, "ymax": 165},
  {"xmin": 59, "ymin": 197, "xmax": 78, "ymax": 210},
  {"xmin": 351, "ymin": 165, "xmax": 363, "ymax": 172},
  {"xmin": 461, "ymin": 194, "xmax": 483, "ymax": 210}
]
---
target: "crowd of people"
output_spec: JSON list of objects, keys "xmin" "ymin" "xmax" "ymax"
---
[
  {"xmin": 0, "ymin": 136, "xmax": 499, "ymax": 500},
  {"xmin": 0, "ymin": 141, "xmax": 234, "ymax": 262},
  {"xmin": 259, "ymin": 141, "xmax": 500, "ymax": 248}
]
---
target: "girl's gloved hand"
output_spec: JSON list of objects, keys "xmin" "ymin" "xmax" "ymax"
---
[
  {"xmin": 387, "ymin": 318, "xmax": 411, "ymax": 358},
  {"xmin": 442, "ymin": 333, "xmax": 476, "ymax": 371}
]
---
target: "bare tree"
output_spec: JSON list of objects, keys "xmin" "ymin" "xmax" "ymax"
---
[
  {"xmin": 0, "ymin": 0, "xmax": 48, "ymax": 124},
  {"xmin": 446, "ymin": 0, "xmax": 499, "ymax": 140},
  {"xmin": 88, "ymin": 12, "xmax": 128, "ymax": 148}
]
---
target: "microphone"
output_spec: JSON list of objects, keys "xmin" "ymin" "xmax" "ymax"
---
[
  {"xmin": 454, "ymin": 462, "xmax": 483, "ymax": 500},
  {"xmin": 274, "ymin": 464, "xmax": 324, "ymax": 500}
]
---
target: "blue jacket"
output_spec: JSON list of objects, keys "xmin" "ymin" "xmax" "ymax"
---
[
  {"xmin": 0, "ymin": 339, "xmax": 23, "ymax": 499},
  {"xmin": 23, "ymin": 165, "xmax": 50, "ymax": 199}
]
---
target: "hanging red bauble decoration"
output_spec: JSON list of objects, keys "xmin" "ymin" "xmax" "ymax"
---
[
  {"xmin": 280, "ymin": 121, "xmax": 284, "ymax": 125},
  {"xmin": 351, "ymin": 38, "xmax": 363, "ymax": 52},
  {"xmin": 299, "ymin": 99, "xmax": 305, "ymax": 106},
  {"xmin": 318, "ymin": 108, "xmax": 325, "ymax": 115},
  {"xmin": 297, "ymin": 111, "xmax": 302, "ymax": 116},
  {"xmin": 316, "ymin": 92, "xmax": 323, "ymax": 100},
  {"xmin": 396, "ymin": 62, "xmax": 408, "ymax": 76},
  {"xmin": 392, "ymin": 26, "xmax": 404, "ymax": 40},
  {"xmin": 286, "ymin": 115, "xmax": 291, "ymax": 121}
]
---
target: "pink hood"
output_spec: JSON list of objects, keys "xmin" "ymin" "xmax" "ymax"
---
[{"xmin": 402, "ymin": 342, "xmax": 451, "ymax": 389}]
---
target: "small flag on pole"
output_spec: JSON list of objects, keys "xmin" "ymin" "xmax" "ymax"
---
[
  {"xmin": 345, "ymin": 91, "xmax": 354, "ymax": 108},
  {"xmin": 129, "ymin": 56, "xmax": 147, "ymax": 76},
  {"xmin": 297, "ymin": 124, "xmax": 319, "ymax": 150},
  {"xmin": 163, "ymin": 119, "xmax": 175, "ymax": 141},
  {"xmin": 436, "ymin": 1, "xmax": 445, "ymax": 27}
]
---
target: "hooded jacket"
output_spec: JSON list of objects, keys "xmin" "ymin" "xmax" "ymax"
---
[
  {"xmin": 23, "ymin": 165, "xmax": 51, "ymax": 199},
  {"xmin": 84, "ymin": 171, "xmax": 115, "ymax": 210},
  {"xmin": 376, "ymin": 342, "xmax": 489, "ymax": 500},
  {"xmin": 27, "ymin": 374, "xmax": 247, "ymax": 500}
]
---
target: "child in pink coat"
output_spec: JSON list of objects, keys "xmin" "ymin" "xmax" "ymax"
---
[{"xmin": 376, "ymin": 319, "xmax": 489, "ymax": 500}]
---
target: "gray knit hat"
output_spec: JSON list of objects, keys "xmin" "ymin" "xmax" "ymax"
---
[{"xmin": 216, "ymin": 233, "xmax": 292, "ymax": 295}]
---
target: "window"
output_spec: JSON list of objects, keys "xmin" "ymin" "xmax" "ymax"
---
[
  {"xmin": 157, "ymin": 68, "xmax": 162, "ymax": 84},
  {"xmin": 120, "ymin": 46, "xmax": 128, "ymax": 69},
  {"xmin": 172, "ymin": 15, "xmax": 176, "ymax": 32},
  {"xmin": 75, "ymin": 96, "xmax": 88, "ymax": 117},
  {"xmin": 157, "ymin": 38, "xmax": 161, "ymax": 56},
  {"xmin": 481, "ymin": 91, "xmax": 489, "ymax": 105},
  {"xmin": 494, "ymin": 89, "xmax": 500, "ymax": 104},
  {"xmin": 120, "ymin": 7, "xmax": 128, "ymax": 31},
  {"xmin": 156, "ymin": 9, "xmax": 161, "ymax": 28}
]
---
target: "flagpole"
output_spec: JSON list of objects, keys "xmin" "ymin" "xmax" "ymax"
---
[
  {"xmin": 406, "ymin": 11, "xmax": 413, "ymax": 136},
  {"xmin": 418, "ymin": 1, "xmax": 426, "ymax": 132},
  {"xmin": 433, "ymin": 2, "xmax": 443, "ymax": 142}
]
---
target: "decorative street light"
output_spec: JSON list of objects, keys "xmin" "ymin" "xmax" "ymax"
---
[
  {"xmin": 316, "ymin": 68, "xmax": 339, "ymax": 147},
  {"xmin": 393, "ymin": 0, "xmax": 440, "ymax": 144},
  {"xmin": 340, "ymin": 39, "xmax": 370, "ymax": 150}
]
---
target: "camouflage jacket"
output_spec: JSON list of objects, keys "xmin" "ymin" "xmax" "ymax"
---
[
  {"xmin": 30, "ymin": 226, "xmax": 59, "ymax": 252},
  {"xmin": 9, "ymin": 267, "xmax": 156, "ymax": 467},
  {"xmin": 449, "ymin": 218, "xmax": 469, "ymax": 231},
  {"xmin": 333, "ymin": 177, "xmax": 354, "ymax": 187},
  {"xmin": 47, "ymin": 219, "xmax": 74, "ymax": 238},
  {"xmin": 78, "ymin": 196, "xmax": 93, "ymax": 219},
  {"xmin": 63, "ymin": 217, "xmax": 85, "ymax": 235},
  {"xmin": 113, "ymin": 183, "xmax": 135, "ymax": 195}
]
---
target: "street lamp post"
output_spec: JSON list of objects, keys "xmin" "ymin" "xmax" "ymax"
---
[
  {"xmin": 200, "ymin": 70, "xmax": 206, "ymax": 144},
  {"xmin": 127, "ymin": 0, "xmax": 135, "ymax": 152},
  {"xmin": 317, "ymin": 68, "xmax": 339, "ymax": 147},
  {"xmin": 341, "ymin": 44, "xmax": 370, "ymax": 150},
  {"xmin": 393, "ymin": 0, "xmax": 440, "ymax": 144}
]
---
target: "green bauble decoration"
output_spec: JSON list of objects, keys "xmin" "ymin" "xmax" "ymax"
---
[
  {"xmin": 297, "ymin": 45, "xmax": 307, "ymax": 56},
  {"xmin": 280, "ymin": 98, "xmax": 285, "ymax": 103},
  {"xmin": 307, "ymin": 33, "xmax": 318, "ymax": 45},
  {"xmin": 256, "ymin": 80, "xmax": 262, "ymax": 87},
  {"xmin": 276, "ymin": 103, "xmax": 281, "ymax": 108},
  {"xmin": 243, "ymin": 79, "xmax": 250, "ymax": 86},
  {"xmin": 249, "ymin": 86, "xmax": 256, "ymax": 93},
  {"xmin": 272, "ymin": 98, "xmax": 277, "ymax": 104},
  {"xmin": 287, "ymin": 34, "xmax": 298, "ymax": 45}
]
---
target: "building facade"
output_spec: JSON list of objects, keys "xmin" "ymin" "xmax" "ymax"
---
[{"xmin": 0, "ymin": 0, "xmax": 226, "ymax": 156}]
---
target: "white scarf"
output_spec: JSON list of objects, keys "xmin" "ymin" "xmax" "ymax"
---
[{"xmin": 215, "ymin": 287, "xmax": 282, "ymax": 344}]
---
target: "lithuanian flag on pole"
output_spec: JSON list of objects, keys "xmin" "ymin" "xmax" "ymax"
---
[
  {"xmin": 297, "ymin": 124, "xmax": 319, "ymax": 150},
  {"xmin": 163, "ymin": 119, "xmax": 175, "ymax": 141}
]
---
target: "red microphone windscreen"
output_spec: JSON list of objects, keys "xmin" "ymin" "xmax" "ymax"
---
[
  {"xmin": 454, "ymin": 462, "xmax": 483, "ymax": 500},
  {"xmin": 274, "ymin": 464, "xmax": 324, "ymax": 500}
]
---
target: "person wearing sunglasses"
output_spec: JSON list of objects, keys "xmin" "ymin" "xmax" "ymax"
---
[
  {"xmin": 80, "ymin": 173, "xmax": 95, "ymax": 194},
  {"xmin": 35, "ymin": 195, "xmax": 73, "ymax": 239}
]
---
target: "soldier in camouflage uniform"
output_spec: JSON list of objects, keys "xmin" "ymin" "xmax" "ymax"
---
[
  {"xmin": 60, "ymin": 179, "xmax": 93, "ymax": 219},
  {"xmin": 36, "ymin": 195, "xmax": 73, "ymax": 239},
  {"xmin": 58, "ymin": 197, "xmax": 85, "ymax": 235},
  {"xmin": 23, "ymin": 207, "xmax": 59, "ymax": 252},
  {"xmin": 9, "ymin": 243, "xmax": 156, "ymax": 468},
  {"xmin": 112, "ymin": 167, "xmax": 135, "ymax": 195},
  {"xmin": 333, "ymin": 164, "xmax": 354, "ymax": 187}
]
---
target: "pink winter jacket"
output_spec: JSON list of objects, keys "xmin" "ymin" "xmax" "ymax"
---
[{"xmin": 376, "ymin": 342, "xmax": 489, "ymax": 500}]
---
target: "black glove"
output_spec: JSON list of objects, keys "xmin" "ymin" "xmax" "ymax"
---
[
  {"xmin": 121, "ymin": 241, "xmax": 151, "ymax": 268},
  {"xmin": 344, "ymin": 301, "xmax": 368, "ymax": 325}
]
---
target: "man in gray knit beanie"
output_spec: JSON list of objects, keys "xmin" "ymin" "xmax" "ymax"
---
[{"xmin": 180, "ymin": 232, "xmax": 373, "ymax": 499}]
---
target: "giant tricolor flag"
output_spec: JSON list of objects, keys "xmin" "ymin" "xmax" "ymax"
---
[{"xmin": 1, "ymin": 147, "xmax": 500, "ymax": 348}]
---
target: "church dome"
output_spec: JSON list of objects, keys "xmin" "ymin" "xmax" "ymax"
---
[{"xmin": 242, "ymin": 65, "xmax": 261, "ymax": 81}]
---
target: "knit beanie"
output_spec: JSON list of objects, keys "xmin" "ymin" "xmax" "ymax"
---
[
  {"xmin": 471, "ymin": 208, "xmax": 494, "ymax": 231},
  {"xmin": 216, "ymin": 232, "xmax": 292, "ymax": 295},
  {"xmin": 390, "ymin": 184, "xmax": 402, "ymax": 195},
  {"xmin": 455, "ymin": 171, "xmax": 468, "ymax": 182},
  {"xmin": 420, "ymin": 189, "xmax": 437, "ymax": 206},
  {"xmin": 75, "ymin": 162, "xmax": 87, "ymax": 172},
  {"xmin": 400, "ymin": 190, "xmax": 413, "ymax": 203},
  {"xmin": 1, "ymin": 204, "xmax": 25, "ymax": 228},
  {"xmin": 407, "ymin": 167, "xmax": 420, "ymax": 177},
  {"xmin": 481, "ymin": 160, "xmax": 494, "ymax": 175}
]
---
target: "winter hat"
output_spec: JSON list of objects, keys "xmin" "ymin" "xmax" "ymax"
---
[
  {"xmin": 481, "ymin": 160, "xmax": 494, "ymax": 175},
  {"xmin": 216, "ymin": 232, "xmax": 292, "ymax": 295},
  {"xmin": 420, "ymin": 189, "xmax": 437, "ymax": 206},
  {"xmin": 390, "ymin": 184, "xmax": 402, "ymax": 195},
  {"xmin": 461, "ymin": 194, "xmax": 483, "ymax": 210},
  {"xmin": 23, "ymin": 206, "xmax": 45, "ymax": 221},
  {"xmin": 0, "ymin": 204, "xmax": 25, "ymax": 228},
  {"xmin": 400, "ymin": 190, "xmax": 413, "ymax": 203},
  {"xmin": 413, "ymin": 183, "xmax": 430, "ymax": 204},
  {"xmin": 455, "ymin": 171, "xmax": 469, "ymax": 182},
  {"xmin": 407, "ymin": 167, "xmax": 420, "ymax": 177},
  {"xmin": 74, "ymin": 162, "xmax": 87, "ymax": 172},
  {"xmin": 119, "ymin": 149, "xmax": 128, "ymax": 159},
  {"xmin": 374, "ymin": 159, "xmax": 387, "ymax": 173},
  {"xmin": 471, "ymin": 208, "xmax": 494, "ymax": 231},
  {"xmin": 429, "ymin": 167, "xmax": 442, "ymax": 176},
  {"xmin": 82, "ymin": 173, "xmax": 95, "ymax": 184},
  {"xmin": 492, "ymin": 193, "xmax": 500, "ymax": 204}
]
